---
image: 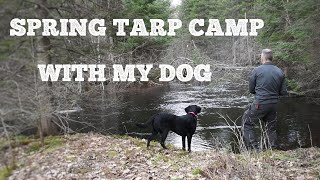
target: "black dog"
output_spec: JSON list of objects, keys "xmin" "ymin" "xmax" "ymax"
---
[{"xmin": 136, "ymin": 105, "xmax": 201, "ymax": 152}]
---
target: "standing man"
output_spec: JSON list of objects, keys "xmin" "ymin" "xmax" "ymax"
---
[{"xmin": 242, "ymin": 49, "xmax": 288, "ymax": 150}]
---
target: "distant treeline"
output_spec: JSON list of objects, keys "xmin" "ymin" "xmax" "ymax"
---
[{"xmin": 178, "ymin": 0, "xmax": 320, "ymax": 95}]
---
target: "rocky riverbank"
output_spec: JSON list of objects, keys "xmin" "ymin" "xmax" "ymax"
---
[{"xmin": 1, "ymin": 133, "xmax": 319, "ymax": 179}]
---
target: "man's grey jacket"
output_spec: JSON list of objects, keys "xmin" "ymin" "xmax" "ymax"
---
[{"xmin": 249, "ymin": 62, "xmax": 288, "ymax": 104}]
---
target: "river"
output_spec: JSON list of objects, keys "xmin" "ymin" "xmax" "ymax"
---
[{"xmin": 71, "ymin": 83, "xmax": 320, "ymax": 151}]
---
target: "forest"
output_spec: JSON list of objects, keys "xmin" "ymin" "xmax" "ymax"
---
[
  {"xmin": 1, "ymin": 0, "xmax": 319, "ymax": 135},
  {"xmin": 0, "ymin": 0, "xmax": 320, "ymax": 179}
]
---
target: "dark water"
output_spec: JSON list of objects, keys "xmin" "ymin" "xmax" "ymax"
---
[{"xmin": 71, "ymin": 83, "xmax": 320, "ymax": 151}]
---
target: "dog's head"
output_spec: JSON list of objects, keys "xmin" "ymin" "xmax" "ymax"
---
[{"xmin": 185, "ymin": 105, "xmax": 201, "ymax": 115}]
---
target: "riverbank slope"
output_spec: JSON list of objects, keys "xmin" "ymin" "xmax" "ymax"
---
[{"xmin": 1, "ymin": 133, "xmax": 319, "ymax": 179}]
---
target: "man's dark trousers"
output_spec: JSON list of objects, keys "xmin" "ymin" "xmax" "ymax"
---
[{"xmin": 242, "ymin": 103, "xmax": 278, "ymax": 149}]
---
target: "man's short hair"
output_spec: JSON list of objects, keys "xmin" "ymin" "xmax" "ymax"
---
[{"xmin": 262, "ymin": 49, "xmax": 273, "ymax": 61}]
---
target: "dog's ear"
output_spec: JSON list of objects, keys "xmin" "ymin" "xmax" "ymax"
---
[
  {"xmin": 185, "ymin": 106, "xmax": 191, "ymax": 113},
  {"xmin": 196, "ymin": 106, "xmax": 201, "ymax": 114}
]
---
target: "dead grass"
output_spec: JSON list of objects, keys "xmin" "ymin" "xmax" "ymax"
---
[{"xmin": 2, "ymin": 133, "xmax": 319, "ymax": 179}]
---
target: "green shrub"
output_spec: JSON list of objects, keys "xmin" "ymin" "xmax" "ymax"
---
[{"xmin": 287, "ymin": 79, "xmax": 301, "ymax": 92}]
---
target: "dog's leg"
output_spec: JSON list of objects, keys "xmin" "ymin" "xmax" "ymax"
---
[
  {"xmin": 187, "ymin": 135, "xmax": 192, "ymax": 152},
  {"xmin": 182, "ymin": 136, "xmax": 186, "ymax": 151},
  {"xmin": 147, "ymin": 131, "xmax": 158, "ymax": 148},
  {"xmin": 160, "ymin": 130, "xmax": 169, "ymax": 149}
]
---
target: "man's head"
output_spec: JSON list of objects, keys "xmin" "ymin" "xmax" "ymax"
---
[{"xmin": 260, "ymin": 49, "xmax": 273, "ymax": 64}]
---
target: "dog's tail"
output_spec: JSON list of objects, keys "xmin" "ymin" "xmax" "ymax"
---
[{"xmin": 136, "ymin": 115, "xmax": 155, "ymax": 128}]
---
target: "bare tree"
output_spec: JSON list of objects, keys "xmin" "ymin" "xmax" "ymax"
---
[{"xmin": 34, "ymin": 0, "xmax": 58, "ymax": 143}]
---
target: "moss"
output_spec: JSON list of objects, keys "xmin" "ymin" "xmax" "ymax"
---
[
  {"xmin": 112, "ymin": 134, "xmax": 130, "ymax": 139},
  {"xmin": 191, "ymin": 168, "xmax": 202, "ymax": 175},
  {"xmin": 73, "ymin": 167, "xmax": 91, "ymax": 174},
  {"xmin": 44, "ymin": 136, "xmax": 64, "ymax": 148},
  {"xmin": 25, "ymin": 136, "xmax": 64, "ymax": 153},
  {"xmin": 0, "ymin": 138, "xmax": 6, "ymax": 150},
  {"xmin": 153, "ymin": 153, "xmax": 170, "ymax": 163},
  {"xmin": 0, "ymin": 136, "xmax": 34, "ymax": 151},
  {"xmin": 235, "ymin": 154, "xmax": 249, "ymax": 163},
  {"xmin": 66, "ymin": 155, "xmax": 77, "ymax": 161},
  {"xmin": 0, "ymin": 166, "xmax": 14, "ymax": 180},
  {"xmin": 27, "ymin": 142, "xmax": 41, "ymax": 153},
  {"xmin": 166, "ymin": 144, "xmax": 175, "ymax": 149},
  {"xmin": 106, "ymin": 150, "xmax": 119, "ymax": 157},
  {"xmin": 131, "ymin": 138, "xmax": 147, "ymax": 147},
  {"xmin": 14, "ymin": 136, "xmax": 33, "ymax": 145},
  {"xmin": 271, "ymin": 151, "xmax": 297, "ymax": 161},
  {"xmin": 1, "ymin": 135, "xmax": 64, "ymax": 153},
  {"xmin": 177, "ymin": 150, "xmax": 189, "ymax": 156}
]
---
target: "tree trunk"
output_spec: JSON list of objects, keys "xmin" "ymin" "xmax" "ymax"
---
[{"xmin": 35, "ymin": 0, "xmax": 57, "ymax": 141}]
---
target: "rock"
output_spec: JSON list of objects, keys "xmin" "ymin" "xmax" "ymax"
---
[{"xmin": 122, "ymin": 169, "xmax": 130, "ymax": 174}]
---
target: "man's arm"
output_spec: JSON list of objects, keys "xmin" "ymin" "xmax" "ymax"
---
[
  {"xmin": 249, "ymin": 69, "xmax": 256, "ymax": 94},
  {"xmin": 280, "ymin": 76, "xmax": 288, "ymax": 96}
]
